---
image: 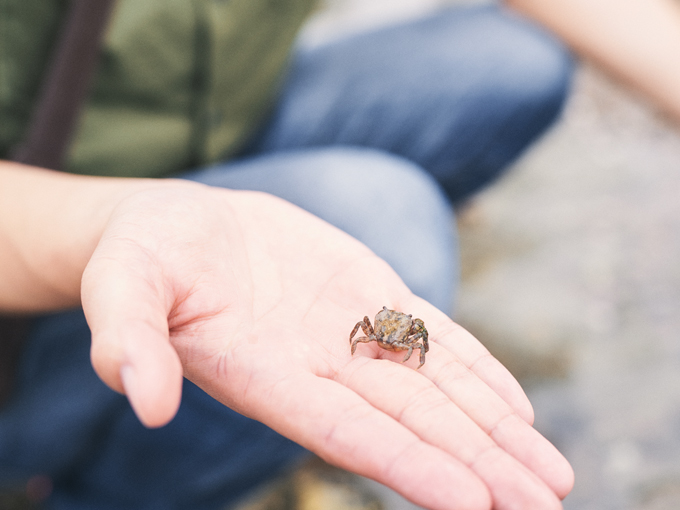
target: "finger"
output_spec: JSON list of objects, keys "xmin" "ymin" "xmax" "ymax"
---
[
  {"xmin": 82, "ymin": 247, "xmax": 183, "ymax": 428},
  {"xmin": 338, "ymin": 357, "xmax": 565, "ymax": 509},
  {"xmin": 434, "ymin": 322, "xmax": 535, "ymax": 424},
  {"xmin": 242, "ymin": 372, "xmax": 492, "ymax": 510},
  {"xmin": 404, "ymin": 296, "xmax": 535, "ymax": 425},
  {"xmin": 418, "ymin": 344, "xmax": 574, "ymax": 499}
]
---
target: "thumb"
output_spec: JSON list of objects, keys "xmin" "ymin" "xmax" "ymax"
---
[{"xmin": 82, "ymin": 247, "xmax": 183, "ymax": 428}]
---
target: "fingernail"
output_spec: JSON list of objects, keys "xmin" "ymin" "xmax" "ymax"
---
[{"xmin": 120, "ymin": 364, "xmax": 140, "ymax": 414}]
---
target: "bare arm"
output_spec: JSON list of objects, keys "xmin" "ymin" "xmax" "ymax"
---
[
  {"xmin": 0, "ymin": 161, "xmax": 164, "ymax": 311},
  {"xmin": 506, "ymin": 0, "xmax": 680, "ymax": 120},
  {"xmin": 0, "ymin": 161, "xmax": 573, "ymax": 509}
]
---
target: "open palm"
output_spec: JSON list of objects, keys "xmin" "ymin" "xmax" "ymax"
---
[{"xmin": 81, "ymin": 183, "xmax": 573, "ymax": 510}]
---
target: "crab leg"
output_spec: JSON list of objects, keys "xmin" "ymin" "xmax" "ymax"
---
[
  {"xmin": 402, "ymin": 345, "xmax": 414, "ymax": 363},
  {"xmin": 351, "ymin": 336, "xmax": 375, "ymax": 355},
  {"xmin": 350, "ymin": 317, "xmax": 377, "ymax": 355},
  {"xmin": 349, "ymin": 317, "xmax": 373, "ymax": 343},
  {"xmin": 400, "ymin": 343, "xmax": 427, "ymax": 369},
  {"xmin": 417, "ymin": 343, "xmax": 426, "ymax": 369}
]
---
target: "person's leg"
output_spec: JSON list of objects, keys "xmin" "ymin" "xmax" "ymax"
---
[
  {"xmin": 243, "ymin": 4, "xmax": 574, "ymax": 203},
  {"xmin": 220, "ymin": 3, "xmax": 571, "ymax": 313}
]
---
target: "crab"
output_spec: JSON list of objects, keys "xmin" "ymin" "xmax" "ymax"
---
[{"xmin": 349, "ymin": 306, "xmax": 429, "ymax": 369}]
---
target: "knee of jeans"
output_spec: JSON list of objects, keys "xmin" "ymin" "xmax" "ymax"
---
[
  {"xmin": 491, "ymin": 24, "xmax": 573, "ymax": 156},
  {"xmin": 311, "ymin": 148, "xmax": 459, "ymax": 313},
  {"xmin": 432, "ymin": 6, "xmax": 574, "ymax": 129},
  {"xmin": 439, "ymin": 12, "xmax": 574, "ymax": 203},
  {"xmin": 497, "ymin": 18, "xmax": 574, "ymax": 124}
]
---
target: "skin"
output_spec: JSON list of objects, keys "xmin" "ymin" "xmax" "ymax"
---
[
  {"xmin": 0, "ymin": 161, "xmax": 574, "ymax": 510},
  {"xmin": 507, "ymin": 0, "xmax": 680, "ymax": 121}
]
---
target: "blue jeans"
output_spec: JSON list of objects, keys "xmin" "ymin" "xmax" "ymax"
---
[{"xmin": 0, "ymin": 5, "xmax": 573, "ymax": 509}]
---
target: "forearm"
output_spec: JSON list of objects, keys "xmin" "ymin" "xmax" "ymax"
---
[
  {"xmin": 506, "ymin": 0, "xmax": 680, "ymax": 120},
  {"xmin": 0, "ymin": 161, "xmax": 157, "ymax": 312}
]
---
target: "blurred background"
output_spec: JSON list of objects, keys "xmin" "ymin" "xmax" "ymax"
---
[
  {"xmin": 304, "ymin": 0, "xmax": 680, "ymax": 509},
  {"xmin": 6, "ymin": 1, "xmax": 680, "ymax": 509}
]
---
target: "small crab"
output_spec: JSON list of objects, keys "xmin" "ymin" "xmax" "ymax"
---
[{"xmin": 349, "ymin": 306, "xmax": 429, "ymax": 369}]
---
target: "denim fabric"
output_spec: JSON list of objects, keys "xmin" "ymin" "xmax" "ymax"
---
[
  {"xmin": 0, "ymin": 311, "xmax": 305, "ymax": 510},
  {"xmin": 242, "ymin": 4, "xmax": 573, "ymax": 203},
  {"xmin": 0, "ymin": 5, "xmax": 573, "ymax": 509}
]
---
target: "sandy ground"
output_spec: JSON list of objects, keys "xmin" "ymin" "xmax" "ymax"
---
[{"xmin": 305, "ymin": 1, "xmax": 680, "ymax": 509}]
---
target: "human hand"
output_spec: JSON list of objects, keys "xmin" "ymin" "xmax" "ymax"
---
[{"xmin": 81, "ymin": 183, "xmax": 573, "ymax": 510}]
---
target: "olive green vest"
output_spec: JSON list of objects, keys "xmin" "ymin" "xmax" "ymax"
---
[{"xmin": 0, "ymin": 0, "xmax": 316, "ymax": 177}]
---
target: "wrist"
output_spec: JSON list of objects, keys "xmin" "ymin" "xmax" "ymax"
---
[{"xmin": 0, "ymin": 161, "xmax": 182, "ymax": 311}]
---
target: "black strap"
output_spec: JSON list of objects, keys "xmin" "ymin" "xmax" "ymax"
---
[
  {"xmin": 1, "ymin": 0, "xmax": 116, "ymax": 405},
  {"xmin": 11, "ymin": 0, "xmax": 116, "ymax": 170}
]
